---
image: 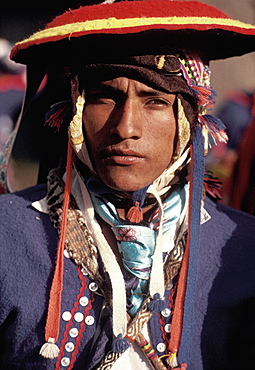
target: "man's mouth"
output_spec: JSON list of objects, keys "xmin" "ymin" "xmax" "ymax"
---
[{"xmin": 99, "ymin": 148, "xmax": 145, "ymax": 165}]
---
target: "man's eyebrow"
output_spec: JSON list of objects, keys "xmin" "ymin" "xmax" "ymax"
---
[
  {"xmin": 86, "ymin": 84, "xmax": 170, "ymax": 96},
  {"xmin": 85, "ymin": 82, "xmax": 171, "ymax": 97},
  {"xmin": 85, "ymin": 84, "xmax": 119, "ymax": 94},
  {"xmin": 139, "ymin": 88, "xmax": 169, "ymax": 96}
]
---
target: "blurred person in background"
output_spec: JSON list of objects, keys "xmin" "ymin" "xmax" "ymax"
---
[
  {"xmin": 0, "ymin": 38, "xmax": 26, "ymax": 151},
  {"xmin": 226, "ymin": 93, "xmax": 255, "ymax": 214},
  {"xmin": 206, "ymin": 89, "xmax": 255, "ymax": 204}
]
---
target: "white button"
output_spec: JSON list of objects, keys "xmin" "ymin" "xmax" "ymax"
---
[
  {"xmin": 89, "ymin": 282, "xmax": 98, "ymax": 292},
  {"xmin": 79, "ymin": 296, "xmax": 89, "ymax": 307},
  {"xmin": 64, "ymin": 249, "xmax": 70, "ymax": 258},
  {"xmin": 85, "ymin": 315, "xmax": 94, "ymax": 325},
  {"xmin": 164, "ymin": 324, "xmax": 171, "ymax": 333},
  {"xmin": 157, "ymin": 343, "xmax": 166, "ymax": 353},
  {"xmin": 62, "ymin": 311, "xmax": 72, "ymax": 321},
  {"xmin": 69, "ymin": 328, "xmax": 79, "ymax": 338},
  {"xmin": 81, "ymin": 268, "xmax": 89, "ymax": 275},
  {"xmin": 61, "ymin": 357, "xmax": 70, "ymax": 366},
  {"xmin": 74, "ymin": 312, "xmax": 84, "ymax": 322},
  {"xmin": 65, "ymin": 342, "xmax": 75, "ymax": 352},
  {"xmin": 161, "ymin": 308, "xmax": 171, "ymax": 317}
]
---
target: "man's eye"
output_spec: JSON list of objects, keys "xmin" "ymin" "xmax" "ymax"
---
[{"xmin": 147, "ymin": 98, "xmax": 170, "ymax": 107}]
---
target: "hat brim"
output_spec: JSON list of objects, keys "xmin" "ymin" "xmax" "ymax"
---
[{"xmin": 11, "ymin": 0, "xmax": 255, "ymax": 65}]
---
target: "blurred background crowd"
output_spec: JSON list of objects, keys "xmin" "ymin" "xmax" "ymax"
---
[{"xmin": 1, "ymin": 0, "xmax": 255, "ymax": 213}]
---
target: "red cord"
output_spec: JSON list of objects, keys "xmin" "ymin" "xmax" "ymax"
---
[
  {"xmin": 168, "ymin": 144, "xmax": 194, "ymax": 356},
  {"xmin": 45, "ymin": 140, "xmax": 73, "ymax": 343}
]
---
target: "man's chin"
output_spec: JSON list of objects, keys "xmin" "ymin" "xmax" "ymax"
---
[{"xmin": 99, "ymin": 176, "xmax": 150, "ymax": 193}]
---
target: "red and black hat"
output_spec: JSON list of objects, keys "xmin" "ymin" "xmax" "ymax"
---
[{"xmin": 11, "ymin": 0, "xmax": 255, "ymax": 66}]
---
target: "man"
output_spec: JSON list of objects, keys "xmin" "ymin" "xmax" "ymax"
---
[{"xmin": 0, "ymin": 1, "xmax": 255, "ymax": 369}]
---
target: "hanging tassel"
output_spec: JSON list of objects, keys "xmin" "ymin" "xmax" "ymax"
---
[
  {"xmin": 167, "ymin": 352, "xmax": 179, "ymax": 368},
  {"xmin": 198, "ymin": 114, "xmax": 228, "ymax": 145},
  {"xmin": 165, "ymin": 352, "xmax": 188, "ymax": 369},
  {"xmin": 40, "ymin": 141, "xmax": 73, "ymax": 359},
  {"xmin": 112, "ymin": 334, "xmax": 130, "ymax": 353},
  {"xmin": 190, "ymin": 85, "xmax": 215, "ymax": 109},
  {"xmin": 39, "ymin": 338, "xmax": 60, "ymax": 359},
  {"xmin": 45, "ymin": 101, "xmax": 72, "ymax": 132},
  {"xmin": 148, "ymin": 293, "xmax": 166, "ymax": 312},
  {"xmin": 126, "ymin": 185, "xmax": 150, "ymax": 223},
  {"xmin": 203, "ymin": 171, "xmax": 222, "ymax": 200},
  {"xmin": 126, "ymin": 201, "xmax": 143, "ymax": 223}
]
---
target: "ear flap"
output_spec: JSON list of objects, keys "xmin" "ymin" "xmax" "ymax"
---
[{"xmin": 5, "ymin": 65, "xmax": 71, "ymax": 192}]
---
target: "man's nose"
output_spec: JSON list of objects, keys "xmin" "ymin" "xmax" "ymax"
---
[{"xmin": 109, "ymin": 99, "xmax": 143, "ymax": 140}]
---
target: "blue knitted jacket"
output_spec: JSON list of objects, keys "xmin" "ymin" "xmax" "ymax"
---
[{"xmin": 0, "ymin": 184, "xmax": 255, "ymax": 370}]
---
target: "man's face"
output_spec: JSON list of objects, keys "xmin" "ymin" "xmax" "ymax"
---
[{"xmin": 83, "ymin": 77, "xmax": 177, "ymax": 192}]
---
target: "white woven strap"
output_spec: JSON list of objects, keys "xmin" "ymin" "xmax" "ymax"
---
[
  {"xmin": 74, "ymin": 170, "xmax": 127, "ymax": 338},
  {"xmin": 147, "ymin": 184, "xmax": 165, "ymax": 300}
]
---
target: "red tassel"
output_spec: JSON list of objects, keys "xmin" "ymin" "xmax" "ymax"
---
[
  {"xmin": 41, "ymin": 140, "xmax": 73, "ymax": 357},
  {"xmin": 192, "ymin": 85, "xmax": 215, "ymax": 109},
  {"xmin": 45, "ymin": 104, "xmax": 70, "ymax": 132},
  {"xmin": 126, "ymin": 201, "xmax": 143, "ymax": 223}
]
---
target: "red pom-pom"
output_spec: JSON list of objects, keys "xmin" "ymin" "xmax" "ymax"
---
[{"xmin": 126, "ymin": 201, "xmax": 143, "ymax": 223}]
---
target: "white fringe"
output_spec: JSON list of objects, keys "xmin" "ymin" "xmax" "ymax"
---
[
  {"xmin": 39, "ymin": 338, "xmax": 60, "ymax": 359},
  {"xmin": 167, "ymin": 352, "xmax": 179, "ymax": 369}
]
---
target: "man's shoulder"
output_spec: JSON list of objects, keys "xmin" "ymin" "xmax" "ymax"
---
[
  {"xmin": 0, "ymin": 183, "xmax": 57, "ymax": 255},
  {"xmin": 205, "ymin": 196, "xmax": 255, "ymax": 226},
  {"xmin": 0, "ymin": 184, "xmax": 47, "ymax": 208},
  {"xmin": 203, "ymin": 196, "xmax": 255, "ymax": 247},
  {"xmin": 0, "ymin": 184, "xmax": 48, "ymax": 230}
]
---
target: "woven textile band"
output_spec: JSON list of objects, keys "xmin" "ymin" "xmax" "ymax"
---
[{"xmin": 13, "ymin": 17, "xmax": 255, "ymax": 47}]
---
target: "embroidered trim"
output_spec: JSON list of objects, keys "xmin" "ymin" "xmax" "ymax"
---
[
  {"xmin": 16, "ymin": 16, "xmax": 255, "ymax": 47},
  {"xmin": 55, "ymin": 267, "xmax": 95, "ymax": 370},
  {"xmin": 72, "ymin": 272, "xmax": 95, "ymax": 366},
  {"xmin": 47, "ymin": 168, "xmax": 104, "ymax": 288}
]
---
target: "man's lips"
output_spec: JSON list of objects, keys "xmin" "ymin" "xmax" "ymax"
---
[{"xmin": 99, "ymin": 148, "xmax": 145, "ymax": 165}]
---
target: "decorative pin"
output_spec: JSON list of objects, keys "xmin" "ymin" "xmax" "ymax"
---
[{"xmin": 155, "ymin": 55, "xmax": 166, "ymax": 69}]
